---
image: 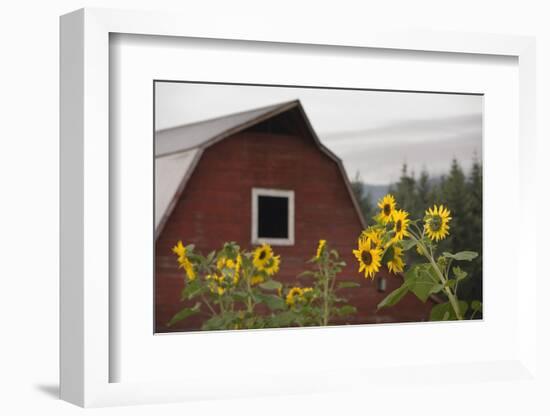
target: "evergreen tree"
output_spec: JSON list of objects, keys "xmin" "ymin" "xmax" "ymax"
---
[
  {"xmin": 350, "ymin": 172, "xmax": 375, "ymax": 222},
  {"xmin": 416, "ymin": 168, "xmax": 433, "ymax": 214},
  {"xmin": 392, "ymin": 164, "xmax": 420, "ymax": 217},
  {"xmin": 464, "ymin": 157, "xmax": 483, "ymax": 302},
  {"xmin": 437, "ymin": 159, "xmax": 469, "ymax": 251},
  {"xmin": 432, "ymin": 158, "xmax": 482, "ymax": 305}
]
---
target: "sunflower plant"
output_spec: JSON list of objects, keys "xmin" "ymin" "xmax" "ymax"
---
[
  {"xmin": 168, "ymin": 241, "xmax": 288, "ymax": 330},
  {"xmin": 355, "ymin": 194, "xmax": 482, "ymax": 321},
  {"xmin": 288, "ymin": 239, "xmax": 358, "ymax": 326}
]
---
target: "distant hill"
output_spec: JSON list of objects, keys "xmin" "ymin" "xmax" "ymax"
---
[
  {"xmin": 361, "ymin": 176, "xmax": 442, "ymax": 204},
  {"xmin": 362, "ymin": 184, "xmax": 390, "ymax": 204}
]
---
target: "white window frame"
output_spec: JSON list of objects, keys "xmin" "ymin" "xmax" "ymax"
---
[{"xmin": 251, "ymin": 188, "xmax": 295, "ymax": 246}]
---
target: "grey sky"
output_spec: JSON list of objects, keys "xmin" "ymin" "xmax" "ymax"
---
[{"xmin": 155, "ymin": 82, "xmax": 482, "ymax": 185}]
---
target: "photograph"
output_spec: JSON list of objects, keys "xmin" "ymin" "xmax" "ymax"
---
[{"xmin": 154, "ymin": 82, "xmax": 483, "ymax": 333}]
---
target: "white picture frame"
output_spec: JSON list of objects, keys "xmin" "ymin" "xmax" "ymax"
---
[{"xmin": 60, "ymin": 8, "xmax": 537, "ymax": 408}]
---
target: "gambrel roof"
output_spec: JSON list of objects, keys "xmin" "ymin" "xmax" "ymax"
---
[{"xmin": 155, "ymin": 100, "xmax": 366, "ymax": 237}]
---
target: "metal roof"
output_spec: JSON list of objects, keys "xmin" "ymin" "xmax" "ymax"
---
[
  {"xmin": 155, "ymin": 149, "xmax": 200, "ymax": 230},
  {"xmin": 155, "ymin": 101, "xmax": 299, "ymax": 157},
  {"xmin": 155, "ymin": 100, "xmax": 366, "ymax": 237}
]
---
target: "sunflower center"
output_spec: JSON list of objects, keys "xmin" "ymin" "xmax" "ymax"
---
[
  {"xmin": 396, "ymin": 220, "xmax": 402, "ymax": 233},
  {"xmin": 259, "ymin": 250, "xmax": 266, "ymax": 260},
  {"xmin": 383, "ymin": 204, "xmax": 391, "ymax": 216},
  {"xmin": 429, "ymin": 216, "xmax": 442, "ymax": 232},
  {"xmin": 361, "ymin": 250, "xmax": 373, "ymax": 266}
]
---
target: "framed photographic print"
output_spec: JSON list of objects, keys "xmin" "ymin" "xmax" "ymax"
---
[
  {"xmin": 60, "ymin": 8, "xmax": 537, "ymax": 408},
  {"xmin": 153, "ymin": 81, "xmax": 483, "ymax": 334}
]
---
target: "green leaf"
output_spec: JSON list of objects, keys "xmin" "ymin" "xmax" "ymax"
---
[
  {"xmin": 471, "ymin": 300, "xmax": 482, "ymax": 312},
  {"xmin": 259, "ymin": 279, "xmax": 283, "ymax": 291},
  {"xmin": 167, "ymin": 302, "xmax": 201, "ymax": 327},
  {"xmin": 297, "ymin": 271, "xmax": 316, "ymax": 278},
  {"xmin": 404, "ymin": 264, "xmax": 440, "ymax": 302},
  {"xmin": 268, "ymin": 311, "xmax": 297, "ymax": 327},
  {"xmin": 201, "ymin": 316, "xmax": 224, "ymax": 330},
  {"xmin": 337, "ymin": 281, "xmax": 361, "ymax": 289},
  {"xmin": 445, "ymin": 278, "xmax": 457, "ymax": 289},
  {"xmin": 181, "ymin": 280, "xmax": 204, "ymax": 300},
  {"xmin": 377, "ymin": 284, "xmax": 409, "ymax": 309},
  {"xmin": 452, "ymin": 266, "xmax": 468, "ymax": 281},
  {"xmin": 380, "ymin": 245, "xmax": 394, "ymax": 265},
  {"xmin": 201, "ymin": 311, "xmax": 239, "ymax": 330},
  {"xmin": 230, "ymin": 291, "xmax": 249, "ymax": 303},
  {"xmin": 400, "ymin": 239, "xmax": 417, "ymax": 251},
  {"xmin": 383, "ymin": 229, "xmax": 396, "ymax": 241},
  {"xmin": 429, "ymin": 301, "xmax": 468, "ymax": 321},
  {"xmin": 336, "ymin": 305, "xmax": 357, "ymax": 316},
  {"xmin": 206, "ymin": 250, "xmax": 216, "ymax": 263},
  {"xmin": 443, "ymin": 251, "xmax": 478, "ymax": 261},
  {"xmin": 430, "ymin": 283, "xmax": 445, "ymax": 294},
  {"xmin": 255, "ymin": 293, "xmax": 286, "ymax": 311}
]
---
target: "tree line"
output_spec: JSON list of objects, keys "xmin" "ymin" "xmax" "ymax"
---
[{"xmin": 351, "ymin": 157, "xmax": 482, "ymax": 304}]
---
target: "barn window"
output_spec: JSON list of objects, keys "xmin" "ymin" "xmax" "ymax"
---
[{"xmin": 251, "ymin": 188, "xmax": 295, "ymax": 246}]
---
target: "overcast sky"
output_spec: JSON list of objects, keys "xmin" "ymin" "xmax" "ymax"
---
[{"xmin": 155, "ymin": 82, "xmax": 482, "ymax": 185}]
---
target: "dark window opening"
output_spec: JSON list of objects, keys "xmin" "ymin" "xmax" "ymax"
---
[
  {"xmin": 247, "ymin": 112, "xmax": 296, "ymax": 135},
  {"xmin": 258, "ymin": 196, "xmax": 288, "ymax": 239}
]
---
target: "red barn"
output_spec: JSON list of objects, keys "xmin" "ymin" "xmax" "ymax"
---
[{"xmin": 155, "ymin": 100, "xmax": 434, "ymax": 332}]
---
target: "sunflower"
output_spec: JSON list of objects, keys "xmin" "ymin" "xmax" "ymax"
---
[
  {"xmin": 172, "ymin": 241, "xmax": 196, "ymax": 280},
  {"xmin": 216, "ymin": 256, "xmax": 234, "ymax": 270},
  {"xmin": 172, "ymin": 240, "xmax": 187, "ymax": 258},
  {"xmin": 205, "ymin": 273, "xmax": 224, "ymax": 283},
  {"xmin": 352, "ymin": 237, "xmax": 382, "ymax": 279},
  {"xmin": 360, "ymin": 227, "xmax": 384, "ymax": 249},
  {"xmin": 386, "ymin": 245, "xmax": 405, "ymax": 274},
  {"xmin": 424, "ymin": 205, "xmax": 452, "ymax": 241},
  {"xmin": 216, "ymin": 254, "xmax": 241, "ymax": 285},
  {"xmin": 264, "ymin": 255, "xmax": 281, "ymax": 276},
  {"xmin": 206, "ymin": 273, "xmax": 226, "ymax": 295},
  {"xmin": 392, "ymin": 210, "xmax": 410, "ymax": 241},
  {"xmin": 233, "ymin": 254, "xmax": 242, "ymax": 285},
  {"xmin": 207, "ymin": 279, "xmax": 225, "ymax": 295},
  {"xmin": 285, "ymin": 287, "xmax": 303, "ymax": 306},
  {"xmin": 285, "ymin": 287, "xmax": 312, "ymax": 306},
  {"xmin": 253, "ymin": 244, "xmax": 274, "ymax": 271},
  {"xmin": 250, "ymin": 274, "xmax": 265, "ymax": 286},
  {"xmin": 377, "ymin": 194, "xmax": 397, "ymax": 224},
  {"xmin": 315, "ymin": 239, "xmax": 327, "ymax": 260}
]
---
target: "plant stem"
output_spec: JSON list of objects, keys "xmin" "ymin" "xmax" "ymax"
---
[
  {"xmin": 427, "ymin": 255, "xmax": 463, "ymax": 320},
  {"xmin": 321, "ymin": 262, "xmax": 329, "ymax": 326},
  {"xmin": 201, "ymin": 294, "xmax": 216, "ymax": 316},
  {"xmin": 246, "ymin": 272, "xmax": 253, "ymax": 313},
  {"xmin": 411, "ymin": 233, "xmax": 463, "ymax": 320}
]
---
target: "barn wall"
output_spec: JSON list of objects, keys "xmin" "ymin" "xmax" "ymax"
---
[{"xmin": 155, "ymin": 129, "xmax": 433, "ymax": 332}]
